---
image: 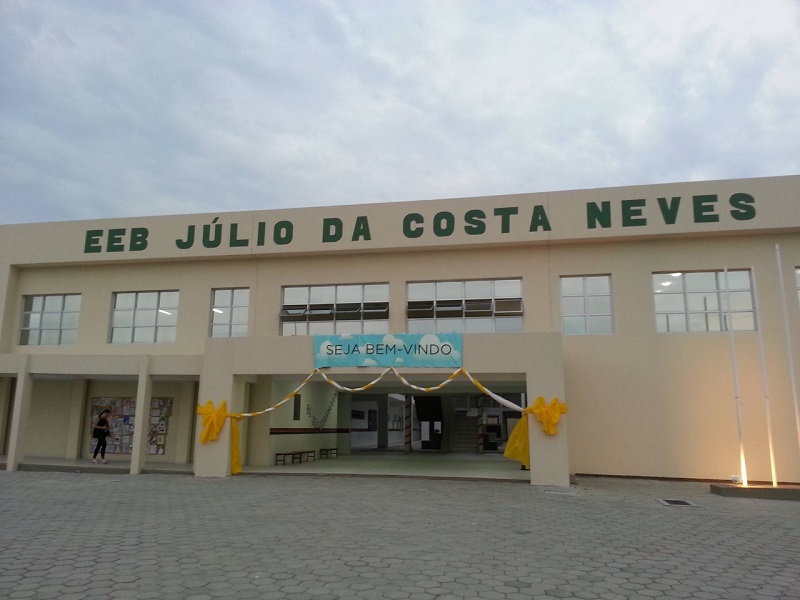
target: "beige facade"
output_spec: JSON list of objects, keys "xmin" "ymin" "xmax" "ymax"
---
[{"xmin": 1, "ymin": 175, "xmax": 799, "ymax": 485}]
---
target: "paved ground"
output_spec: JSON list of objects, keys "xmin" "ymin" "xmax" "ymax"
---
[{"xmin": 0, "ymin": 472, "xmax": 797, "ymax": 600}]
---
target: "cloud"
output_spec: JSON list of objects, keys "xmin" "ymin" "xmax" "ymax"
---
[{"xmin": 1, "ymin": 0, "xmax": 798, "ymax": 224}]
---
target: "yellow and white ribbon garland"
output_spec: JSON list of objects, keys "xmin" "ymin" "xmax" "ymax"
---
[{"xmin": 197, "ymin": 367, "xmax": 567, "ymax": 475}]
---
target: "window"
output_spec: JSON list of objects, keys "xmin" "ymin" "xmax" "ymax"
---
[
  {"xmin": 111, "ymin": 291, "xmax": 179, "ymax": 343},
  {"xmin": 211, "ymin": 288, "xmax": 249, "ymax": 338},
  {"xmin": 280, "ymin": 284, "xmax": 389, "ymax": 336},
  {"xmin": 561, "ymin": 275, "xmax": 613, "ymax": 334},
  {"xmin": 407, "ymin": 279, "xmax": 523, "ymax": 333},
  {"xmin": 653, "ymin": 270, "xmax": 755, "ymax": 333},
  {"xmin": 19, "ymin": 294, "xmax": 81, "ymax": 345}
]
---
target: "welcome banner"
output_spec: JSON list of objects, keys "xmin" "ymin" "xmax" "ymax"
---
[{"xmin": 314, "ymin": 333, "xmax": 463, "ymax": 368}]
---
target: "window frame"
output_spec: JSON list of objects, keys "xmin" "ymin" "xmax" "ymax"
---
[
  {"xmin": 210, "ymin": 287, "xmax": 250, "ymax": 338},
  {"xmin": 280, "ymin": 283, "xmax": 389, "ymax": 336},
  {"xmin": 19, "ymin": 293, "xmax": 81, "ymax": 346},
  {"xmin": 560, "ymin": 275, "xmax": 614, "ymax": 335},
  {"xmin": 110, "ymin": 290, "xmax": 179, "ymax": 344}
]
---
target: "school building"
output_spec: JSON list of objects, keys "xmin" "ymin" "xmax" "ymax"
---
[{"xmin": 1, "ymin": 174, "xmax": 799, "ymax": 486}]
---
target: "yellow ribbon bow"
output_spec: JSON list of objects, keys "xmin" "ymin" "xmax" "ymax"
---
[
  {"xmin": 197, "ymin": 400, "xmax": 243, "ymax": 475},
  {"xmin": 503, "ymin": 397, "xmax": 568, "ymax": 469},
  {"xmin": 531, "ymin": 396, "xmax": 568, "ymax": 436}
]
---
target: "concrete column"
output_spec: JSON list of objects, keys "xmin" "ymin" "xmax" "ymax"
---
[
  {"xmin": 173, "ymin": 380, "xmax": 196, "ymax": 465},
  {"xmin": 377, "ymin": 395, "xmax": 388, "ymax": 449},
  {"xmin": 6, "ymin": 355, "xmax": 32, "ymax": 471},
  {"xmin": 404, "ymin": 395, "xmax": 412, "ymax": 453},
  {"xmin": 130, "ymin": 356, "xmax": 152, "ymax": 475},
  {"xmin": 64, "ymin": 379, "xmax": 88, "ymax": 459},
  {"xmin": 0, "ymin": 377, "xmax": 12, "ymax": 454},
  {"xmin": 336, "ymin": 392, "xmax": 351, "ymax": 455},
  {"xmin": 525, "ymin": 395, "xmax": 570, "ymax": 487},
  {"xmin": 193, "ymin": 371, "xmax": 246, "ymax": 477},
  {"xmin": 477, "ymin": 395, "xmax": 485, "ymax": 454}
]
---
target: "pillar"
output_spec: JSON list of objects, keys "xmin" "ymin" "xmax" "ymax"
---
[
  {"xmin": 130, "ymin": 355, "xmax": 152, "ymax": 475},
  {"xmin": 404, "ymin": 395, "xmax": 412, "ymax": 453},
  {"xmin": 6, "ymin": 354, "xmax": 32, "ymax": 471},
  {"xmin": 0, "ymin": 377, "xmax": 12, "ymax": 454},
  {"xmin": 525, "ymin": 391, "xmax": 570, "ymax": 487},
  {"xmin": 64, "ymin": 378, "xmax": 88, "ymax": 459},
  {"xmin": 377, "ymin": 395, "xmax": 388, "ymax": 449},
  {"xmin": 336, "ymin": 392, "xmax": 351, "ymax": 455},
  {"xmin": 173, "ymin": 380, "xmax": 196, "ymax": 465}
]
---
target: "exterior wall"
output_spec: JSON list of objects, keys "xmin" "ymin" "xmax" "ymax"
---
[{"xmin": 1, "ymin": 175, "xmax": 799, "ymax": 483}]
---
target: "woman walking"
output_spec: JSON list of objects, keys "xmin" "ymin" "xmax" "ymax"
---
[{"xmin": 92, "ymin": 409, "xmax": 111, "ymax": 463}]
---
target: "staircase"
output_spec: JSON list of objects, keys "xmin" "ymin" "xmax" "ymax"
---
[{"xmin": 450, "ymin": 416, "xmax": 478, "ymax": 452}]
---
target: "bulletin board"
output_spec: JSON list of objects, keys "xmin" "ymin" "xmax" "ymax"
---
[{"xmin": 89, "ymin": 397, "xmax": 173, "ymax": 455}]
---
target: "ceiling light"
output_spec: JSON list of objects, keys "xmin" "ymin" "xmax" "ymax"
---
[
  {"xmin": 661, "ymin": 282, "xmax": 672, "ymax": 287},
  {"xmin": 212, "ymin": 308, "xmax": 224, "ymax": 314},
  {"xmin": 158, "ymin": 309, "xmax": 172, "ymax": 315},
  {"xmin": 671, "ymin": 272, "xmax": 682, "ymax": 277}
]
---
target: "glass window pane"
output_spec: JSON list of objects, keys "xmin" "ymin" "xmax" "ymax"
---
[
  {"xmin": 231, "ymin": 307, "xmax": 248, "ymax": 324},
  {"xmin": 115, "ymin": 293, "xmax": 136, "ymax": 309},
  {"xmin": 587, "ymin": 315, "xmax": 612, "ymax": 334},
  {"xmin": 40, "ymin": 329, "xmax": 60, "ymax": 345},
  {"xmin": 560, "ymin": 277, "xmax": 583, "ymax": 296},
  {"xmin": 232, "ymin": 288, "xmax": 250, "ymax": 306},
  {"xmin": 666, "ymin": 313, "xmax": 687, "ymax": 332},
  {"xmin": 24, "ymin": 296, "xmax": 41, "ymax": 312},
  {"xmin": 214, "ymin": 289, "xmax": 232, "ymax": 307},
  {"xmin": 308, "ymin": 321, "xmax": 335, "ymax": 335},
  {"xmin": 157, "ymin": 310, "xmax": 177, "ymax": 326},
  {"xmin": 159, "ymin": 291, "xmax": 179, "ymax": 308},
  {"xmin": 465, "ymin": 317, "xmax": 493, "ymax": 333},
  {"xmin": 654, "ymin": 293, "xmax": 685, "ymax": 312},
  {"xmin": 22, "ymin": 313, "xmax": 40, "ymax": 328},
  {"xmin": 61, "ymin": 312, "xmax": 79, "ymax": 329},
  {"xmin": 494, "ymin": 279, "xmax": 522, "ymax": 298},
  {"xmin": 310, "ymin": 286, "xmax": 335, "ymax": 303},
  {"xmin": 113, "ymin": 310, "xmax": 134, "ymax": 327},
  {"xmin": 653, "ymin": 274, "xmax": 683, "ymax": 293},
  {"xmin": 41, "ymin": 313, "xmax": 60, "ymax": 329},
  {"xmin": 156, "ymin": 326, "xmax": 176, "ymax": 342},
  {"xmin": 729, "ymin": 312, "xmax": 755, "ymax": 331},
  {"xmin": 363, "ymin": 320, "xmax": 388, "ymax": 334},
  {"xmin": 563, "ymin": 315, "xmax": 586, "ymax": 335},
  {"xmin": 63, "ymin": 295, "xmax": 81, "ymax": 312},
  {"xmin": 20, "ymin": 330, "xmax": 37, "ymax": 345},
  {"xmin": 688, "ymin": 313, "xmax": 720, "ymax": 332},
  {"xmin": 212, "ymin": 308, "xmax": 230, "ymax": 324},
  {"xmin": 136, "ymin": 309, "xmax": 157, "ymax": 327},
  {"xmin": 335, "ymin": 320, "xmax": 362, "ymax": 334},
  {"xmin": 436, "ymin": 281, "xmax": 462, "ymax": 300},
  {"xmin": 407, "ymin": 282, "xmax": 434, "ymax": 301},
  {"xmin": 112, "ymin": 327, "xmax": 132, "ymax": 343},
  {"xmin": 495, "ymin": 298, "xmax": 523, "ymax": 314},
  {"xmin": 230, "ymin": 324, "xmax": 248, "ymax": 337},
  {"xmin": 283, "ymin": 287, "xmax": 308, "ymax": 304},
  {"xmin": 685, "ymin": 272, "xmax": 717, "ymax": 291},
  {"xmin": 495, "ymin": 316, "xmax": 523, "ymax": 332},
  {"xmin": 687, "ymin": 292, "xmax": 718, "ymax": 311},
  {"xmin": 211, "ymin": 324, "xmax": 229, "ymax": 338},
  {"xmin": 725, "ymin": 291, "xmax": 753, "ymax": 311},
  {"xmin": 43, "ymin": 295, "xmax": 63, "ymax": 311},
  {"xmin": 585, "ymin": 276, "xmax": 610, "ymax": 295},
  {"xmin": 407, "ymin": 319, "xmax": 431, "ymax": 334},
  {"xmin": 561, "ymin": 296, "xmax": 585, "ymax": 316},
  {"xmin": 465, "ymin": 280, "xmax": 492, "ymax": 299},
  {"xmin": 724, "ymin": 271, "xmax": 751, "ymax": 291},
  {"xmin": 137, "ymin": 292, "xmax": 158, "ymax": 309},
  {"xmin": 60, "ymin": 329, "xmax": 77, "ymax": 345},
  {"xmin": 134, "ymin": 327, "xmax": 155, "ymax": 343},
  {"xmin": 364, "ymin": 284, "xmax": 388, "ymax": 302},
  {"xmin": 436, "ymin": 318, "xmax": 463, "ymax": 333},
  {"xmin": 336, "ymin": 285, "xmax": 362, "ymax": 303},
  {"xmin": 586, "ymin": 296, "xmax": 611, "ymax": 315}
]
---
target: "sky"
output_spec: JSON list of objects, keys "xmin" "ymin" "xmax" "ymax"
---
[{"xmin": 1, "ymin": 0, "xmax": 799, "ymax": 225}]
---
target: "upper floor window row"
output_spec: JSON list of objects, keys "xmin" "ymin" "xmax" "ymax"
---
[
  {"xmin": 407, "ymin": 279, "xmax": 523, "ymax": 334},
  {"xmin": 280, "ymin": 284, "xmax": 390, "ymax": 336},
  {"xmin": 653, "ymin": 270, "xmax": 755, "ymax": 332},
  {"xmin": 20, "ymin": 294, "xmax": 81, "ymax": 346}
]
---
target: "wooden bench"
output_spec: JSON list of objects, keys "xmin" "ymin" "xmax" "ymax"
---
[
  {"xmin": 275, "ymin": 450, "xmax": 316, "ymax": 465},
  {"xmin": 319, "ymin": 448, "xmax": 338, "ymax": 459}
]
